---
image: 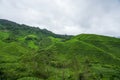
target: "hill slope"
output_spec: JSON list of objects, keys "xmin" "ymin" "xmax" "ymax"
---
[{"xmin": 0, "ymin": 19, "xmax": 120, "ymax": 80}]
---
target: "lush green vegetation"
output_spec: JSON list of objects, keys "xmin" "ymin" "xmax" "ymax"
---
[{"xmin": 0, "ymin": 19, "xmax": 120, "ymax": 80}]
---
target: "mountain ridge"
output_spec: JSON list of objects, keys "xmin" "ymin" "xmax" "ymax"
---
[{"xmin": 0, "ymin": 19, "xmax": 120, "ymax": 80}]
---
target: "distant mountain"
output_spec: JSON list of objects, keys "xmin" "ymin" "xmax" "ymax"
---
[
  {"xmin": 0, "ymin": 19, "xmax": 72, "ymax": 38},
  {"xmin": 0, "ymin": 19, "xmax": 120, "ymax": 80}
]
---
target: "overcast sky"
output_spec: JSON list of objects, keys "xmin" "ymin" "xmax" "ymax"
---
[{"xmin": 0, "ymin": 0, "xmax": 120, "ymax": 36}]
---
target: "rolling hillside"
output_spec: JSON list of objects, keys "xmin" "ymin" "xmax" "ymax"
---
[{"xmin": 0, "ymin": 19, "xmax": 120, "ymax": 80}]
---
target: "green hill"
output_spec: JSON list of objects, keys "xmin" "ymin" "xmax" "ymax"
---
[{"xmin": 0, "ymin": 19, "xmax": 120, "ymax": 80}]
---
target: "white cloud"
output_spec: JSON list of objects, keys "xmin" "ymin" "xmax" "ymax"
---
[{"xmin": 0, "ymin": 0, "xmax": 120, "ymax": 36}]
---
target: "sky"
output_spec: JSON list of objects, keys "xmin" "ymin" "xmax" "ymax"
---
[{"xmin": 0, "ymin": 0, "xmax": 120, "ymax": 36}]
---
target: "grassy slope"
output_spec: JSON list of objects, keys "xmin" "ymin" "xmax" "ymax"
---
[
  {"xmin": 74, "ymin": 34, "xmax": 120, "ymax": 58},
  {"xmin": 47, "ymin": 34, "xmax": 120, "ymax": 65},
  {"xmin": 0, "ymin": 19, "xmax": 120, "ymax": 80},
  {"xmin": 43, "ymin": 34, "xmax": 120, "ymax": 79}
]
